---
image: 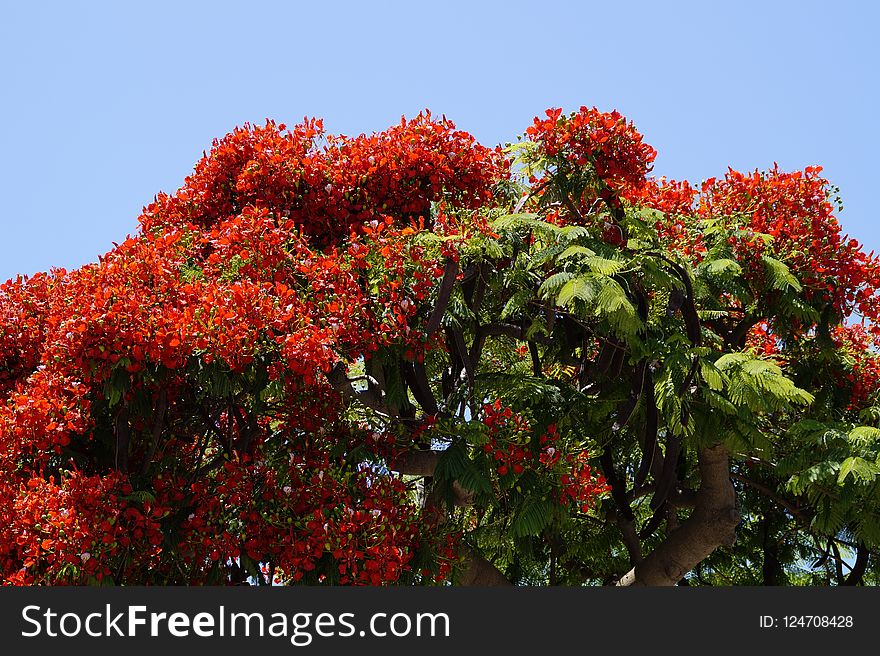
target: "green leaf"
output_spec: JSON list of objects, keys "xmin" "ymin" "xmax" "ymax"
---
[
  {"xmin": 557, "ymin": 277, "xmax": 597, "ymax": 307},
  {"xmin": 700, "ymin": 258, "xmax": 742, "ymax": 276},
  {"xmin": 120, "ymin": 490, "xmax": 157, "ymax": 505},
  {"xmin": 715, "ymin": 353, "xmax": 813, "ymax": 410},
  {"xmin": 558, "ymin": 245, "xmax": 595, "ymax": 261},
  {"xmin": 761, "ymin": 255, "xmax": 802, "ymax": 292},
  {"xmin": 492, "ymin": 213, "xmax": 561, "ymax": 240},
  {"xmin": 697, "ymin": 310, "xmax": 730, "ymax": 320},
  {"xmin": 715, "ymin": 352, "xmax": 750, "ymax": 370},
  {"xmin": 788, "ymin": 461, "xmax": 839, "ymax": 495},
  {"xmin": 491, "ymin": 212, "xmax": 541, "ymax": 231},
  {"xmin": 703, "ymin": 389, "xmax": 738, "ymax": 415},
  {"xmin": 594, "ymin": 279, "xmax": 640, "ymax": 333},
  {"xmin": 500, "ymin": 289, "xmax": 534, "ymax": 321},
  {"xmin": 838, "ymin": 456, "xmax": 880, "ymax": 484},
  {"xmin": 481, "ymin": 238, "xmax": 504, "ymax": 260},
  {"xmin": 699, "ymin": 360, "xmax": 726, "ymax": 391},
  {"xmin": 848, "ymin": 426, "xmax": 880, "ymax": 446},
  {"xmin": 434, "ymin": 442, "xmax": 470, "ymax": 481},
  {"xmin": 538, "ymin": 271, "xmax": 574, "ymax": 299},
  {"xmin": 558, "ymin": 225, "xmax": 591, "ymax": 239},
  {"xmin": 584, "ymin": 255, "xmax": 625, "ymax": 276},
  {"xmin": 457, "ymin": 463, "xmax": 493, "ymax": 495},
  {"xmin": 511, "ymin": 496, "xmax": 555, "ymax": 538}
]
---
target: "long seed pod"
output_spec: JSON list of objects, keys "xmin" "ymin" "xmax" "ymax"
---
[
  {"xmin": 615, "ymin": 360, "xmax": 647, "ymax": 431},
  {"xmin": 528, "ymin": 341, "xmax": 542, "ymax": 377},
  {"xmin": 609, "ymin": 342, "xmax": 626, "ymax": 380},
  {"xmin": 467, "ymin": 262, "xmax": 489, "ymax": 315},
  {"xmin": 400, "ymin": 360, "xmax": 439, "ymax": 416},
  {"xmin": 634, "ymin": 367, "xmax": 659, "ymax": 487},
  {"xmin": 453, "ymin": 329, "xmax": 475, "ymax": 387},
  {"xmin": 649, "ymin": 433, "xmax": 682, "ymax": 510},
  {"xmin": 426, "ymin": 259, "xmax": 459, "ymax": 335},
  {"xmin": 667, "ymin": 261, "xmax": 701, "ymax": 346},
  {"xmin": 594, "ymin": 340, "xmax": 616, "ymax": 376},
  {"xmin": 600, "ymin": 451, "xmax": 635, "ymax": 522},
  {"xmin": 638, "ymin": 502, "xmax": 667, "ymax": 540}
]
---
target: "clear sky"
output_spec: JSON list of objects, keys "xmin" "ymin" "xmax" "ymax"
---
[{"xmin": 1, "ymin": 0, "xmax": 876, "ymax": 281}]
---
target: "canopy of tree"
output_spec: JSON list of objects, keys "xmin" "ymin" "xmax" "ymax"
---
[{"xmin": 2, "ymin": 108, "xmax": 879, "ymax": 586}]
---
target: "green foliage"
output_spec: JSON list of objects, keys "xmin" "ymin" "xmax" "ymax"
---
[
  {"xmin": 714, "ymin": 353, "xmax": 813, "ymax": 411},
  {"xmin": 761, "ymin": 255, "xmax": 802, "ymax": 292}
]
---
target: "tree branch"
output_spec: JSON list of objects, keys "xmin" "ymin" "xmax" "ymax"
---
[
  {"xmin": 457, "ymin": 545, "xmax": 513, "ymax": 586},
  {"xmin": 600, "ymin": 450, "xmax": 641, "ymax": 565},
  {"xmin": 327, "ymin": 362, "xmax": 393, "ymax": 416},
  {"xmin": 390, "ymin": 450, "xmax": 473, "ymax": 507},
  {"xmin": 729, "ymin": 472, "xmax": 803, "ymax": 520},
  {"xmin": 844, "ymin": 544, "xmax": 870, "ymax": 586},
  {"xmin": 618, "ymin": 444, "xmax": 739, "ymax": 586}
]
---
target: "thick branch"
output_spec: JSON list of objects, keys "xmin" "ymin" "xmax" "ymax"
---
[
  {"xmin": 607, "ymin": 509, "xmax": 643, "ymax": 564},
  {"xmin": 391, "ymin": 450, "xmax": 442, "ymax": 476},
  {"xmin": 458, "ymin": 545, "xmax": 513, "ymax": 586},
  {"xmin": 451, "ymin": 328, "xmax": 474, "ymax": 388},
  {"xmin": 390, "ymin": 450, "xmax": 473, "ymax": 507},
  {"xmin": 400, "ymin": 360, "xmax": 439, "ymax": 415},
  {"xmin": 327, "ymin": 362, "xmax": 393, "ymax": 416},
  {"xmin": 618, "ymin": 444, "xmax": 739, "ymax": 586},
  {"xmin": 726, "ymin": 315, "xmax": 760, "ymax": 349},
  {"xmin": 600, "ymin": 450, "xmax": 641, "ymax": 565},
  {"xmin": 649, "ymin": 433, "xmax": 682, "ymax": 510}
]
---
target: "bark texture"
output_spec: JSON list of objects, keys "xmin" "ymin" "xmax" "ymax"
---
[
  {"xmin": 458, "ymin": 546, "xmax": 514, "ymax": 586},
  {"xmin": 617, "ymin": 444, "xmax": 739, "ymax": 586}
]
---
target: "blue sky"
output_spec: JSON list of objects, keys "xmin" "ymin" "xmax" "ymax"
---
[{"xmin": 1, "ymin": 0, "xmax": 876, "ymax": 281}]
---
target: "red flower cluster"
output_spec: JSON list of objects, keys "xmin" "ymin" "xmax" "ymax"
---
[
  {"xmin": 0, "ymin": 113, "xmax": 507, "ymax": 585},
  {"xmin": 0, "ymin": 472, "xmax": 167, "ymax": 585},
  {"xmin": 323, "ymin": 112, "xmax": 506, "ymax": 225},
  {"xmin": 480, "ymin": 401, "xmax": 609, "ymax": 511},
  {"xmin": 2, "ymin": 105, "xmax": 877, "ymax": 586},
  {"xmin": 481, "ymin": 400, "xmax": 533, "ymax": 476},
  {"xmin": 558, "ymin": 452, "xmax": 610, "ymax": 513},
  {"xmin": 206, "ymin": 451, "xmax": 432, "ymax": 586},
  {"xmin": 140, "ymin": 113, "xmax": 506, "ymax": 244},
  {"xmin": 526, "ymin": 106, "xmax": 657, "ymax": 193},
  {"xmin": 745, "ymin": 321, "xmax": 780, "ymax": 358},
  {"xmin": 623, "ymin": 177, "xmax": 705, "ymax": 258},
  {"xmin": 831, "ymin": 325, "xmax": 880, "ymax": 410},
  {"xmin": 0, "ymin": 273, "xmax": 55, "ymax": 395},
  {"xmin": 700, "ymin": 166, "xmax": 880, "ymax": 332}
]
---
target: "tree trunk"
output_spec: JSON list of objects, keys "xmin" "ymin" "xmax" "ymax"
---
[{"xmin": 617, "ymin": 444, "xmax": 739, "ymax": 586}]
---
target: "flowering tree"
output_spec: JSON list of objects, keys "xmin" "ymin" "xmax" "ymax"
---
[{"xmin": 1, "ymin": 108, "xmax": 879, "ymax": 586}]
